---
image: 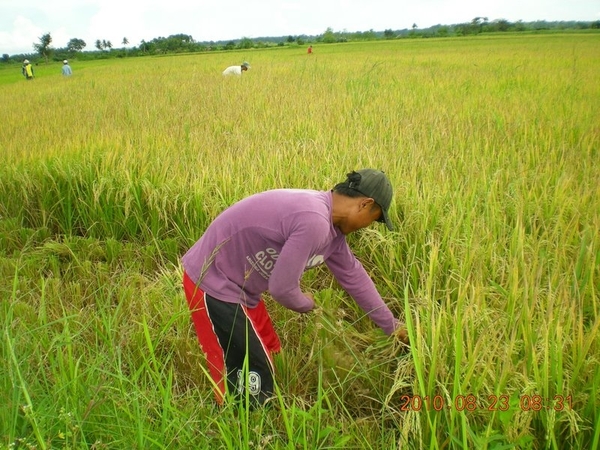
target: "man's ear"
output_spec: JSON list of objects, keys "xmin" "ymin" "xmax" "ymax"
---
[{"xmin": 359, "ymin": 197, "xmax": 376, "ymax": 210}]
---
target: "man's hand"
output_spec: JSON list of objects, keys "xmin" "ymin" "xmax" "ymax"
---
[
  {"xmin": 393, "ymin": 325, "xmax": 410, "ymax": 347},
  {"xmin": 303, "ymin": 292, "xmax": 315, "ymax": 302},
  {"xmin": 301, "ymin": 292, "xmax": 317, "ymax": 313}
]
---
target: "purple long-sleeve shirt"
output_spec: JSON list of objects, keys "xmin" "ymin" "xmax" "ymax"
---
[{"xmin": 181, "ymin": 189, "xmax": 398, "ymax": 335}]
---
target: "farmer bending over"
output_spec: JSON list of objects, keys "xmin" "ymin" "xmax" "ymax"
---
[{"xmin": 182, "ymin": 169, "xmax": 408, "ymax": 405}]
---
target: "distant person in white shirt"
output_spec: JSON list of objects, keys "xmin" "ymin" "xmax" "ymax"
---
[
  {"xmin": 222, "ymin": 61, "xmax": 250, "ymax": 76},
  {"xmin": 62, "ymin": 60, "xmax": 73, "ymax": 76}
]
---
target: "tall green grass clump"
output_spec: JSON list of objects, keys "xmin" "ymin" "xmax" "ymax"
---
[{"xmin": 1, "ymin": 33, "xmax": 599, "ymax": 448}]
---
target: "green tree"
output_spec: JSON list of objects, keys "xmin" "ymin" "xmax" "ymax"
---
[
  {"xmin": 95, "ymin": 40, "xmax": 103, "ymax": 51},
  {"xmin": 322, "ymin": 27, "xmax": 336, "ymax": 44},
  {"xmin": 238, "ymin": 37, "xmax": 253, "ymax": 49},
  {"xmin": 144, "ymin": 34, "xmax": 194, "ymax": 53},
  {"xmin": 471, "ymin": 17, "xmax": 488, "ymax": 33},
  {"xmin": 490, "ymin": 19, "xmax": 511, "ymax": 32},
  {"xmin": 139, "ymin": 40, "xmax": 151, "ymax": 53},
  {"xmin": 362, "ymin": 29, "xmax": 376, "ymax": 40},
  {"xmin": 2, "ymin": 54, "xmax": 9, "ymax": 63},
  {"xmin": 384, "ymin": 29, "xmax": 396, "ymax": 39},
  {"xmin": 122, "ymin": 37, "xmax": 129, "ymax": 56},
  {"xmin": 409, "ymin": 24, "xmax": 419, "ymax": 37},
  {"xmin": 514, "ymin": 20, "xmax": 526, "ymax": 31},
  {"xmin": 66, "ymin": 38, "xmax": 86, "ymax": 53},
  {"xmin": 436, "ymin": 26, "xmax": 449, "ymax": 37},
  {"xmin": 33, "ymin": 32, "xmax": 53, "ymax": 63}
]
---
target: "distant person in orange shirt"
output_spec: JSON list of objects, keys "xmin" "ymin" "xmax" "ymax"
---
[{"xmin": 307, "ymin": 45, "xmax": 313, "ymax": 55}]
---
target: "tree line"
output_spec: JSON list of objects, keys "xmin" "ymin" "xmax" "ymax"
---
[{"xmin": 3, "ymin": 18, "xmax": 599, "ymax": 63}]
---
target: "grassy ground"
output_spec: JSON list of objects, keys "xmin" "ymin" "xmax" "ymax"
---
[{"xmin": 1, "ymin": 33, "xmax": 599, "ymax": 449}]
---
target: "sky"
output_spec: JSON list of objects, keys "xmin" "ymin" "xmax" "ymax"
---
[{"xmin": 1, "ymin": 0, "xmax": 599, "ymax": 56}]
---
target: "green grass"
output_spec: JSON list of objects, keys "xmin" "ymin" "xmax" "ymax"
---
[{"xmin": 1, "ymin": 33, "xmax": 599, "ymax": 449}]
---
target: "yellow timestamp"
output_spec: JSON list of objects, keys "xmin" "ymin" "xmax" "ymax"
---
[{"xmin": 398, "ymin": 394, "xmax": 573, "ymax": 412}]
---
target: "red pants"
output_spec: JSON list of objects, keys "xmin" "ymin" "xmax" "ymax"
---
[{"xmin": 183, "ymin": 271, "xmax": 281, "ymax": 404}]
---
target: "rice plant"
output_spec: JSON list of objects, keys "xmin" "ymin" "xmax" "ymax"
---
[{"xmin": 1, "ymin": 33, "xmax": 598, "ymax": 449}]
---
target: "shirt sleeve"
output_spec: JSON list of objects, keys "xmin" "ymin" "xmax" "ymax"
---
[
  {"xmin": 267, "ymin": 217, "xmax": 327, "ymax": 313},
  {"xmin": 325, "ymin": 239, "xmax": 399, "ymax": 335}
]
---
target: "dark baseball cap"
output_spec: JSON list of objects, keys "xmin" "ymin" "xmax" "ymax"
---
[{"xmin": 338, "ymin": 169, "xmax": 394, "ymax": 230}]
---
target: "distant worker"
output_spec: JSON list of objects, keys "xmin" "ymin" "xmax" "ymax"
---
[
  {"xmin": 222, "ymin": 61, "xmax": 250, "ymax": 76},
  {"xmin": 62, "ymin": 60, "xmax": 73, "ymax": 76},
  {"xmin": 307, "ymin": 45, "xmax": 313, "ymax": 55},
  {"xmin": 22, "ymin": 59, "xmax": 34, "ymax": 80}
]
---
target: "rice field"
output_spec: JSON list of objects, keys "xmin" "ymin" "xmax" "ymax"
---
[{"xmin": 1, "ymin": 33, "xmax": 599, "ymax": 449}]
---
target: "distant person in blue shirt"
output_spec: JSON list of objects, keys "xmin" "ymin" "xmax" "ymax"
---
[{"xmin": 62, "ymin": 60, "xmax": 73, "ymax": 76}]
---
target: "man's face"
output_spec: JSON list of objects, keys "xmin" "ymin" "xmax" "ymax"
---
[{"xmin": 340, "ymin": 198, "xmax": 383, "ymax": 235}]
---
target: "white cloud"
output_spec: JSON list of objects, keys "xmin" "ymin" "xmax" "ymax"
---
[
  {"xmin": 88, "ymin": 3, "xmax": 148, "ymax": 47},
  {"xmin": 1, "ymin": 0, "xmax": 598, "ymax": 55},
  {"xmin": 0, "ymin": 16, "xmax": 43, "ymax": 55}
]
